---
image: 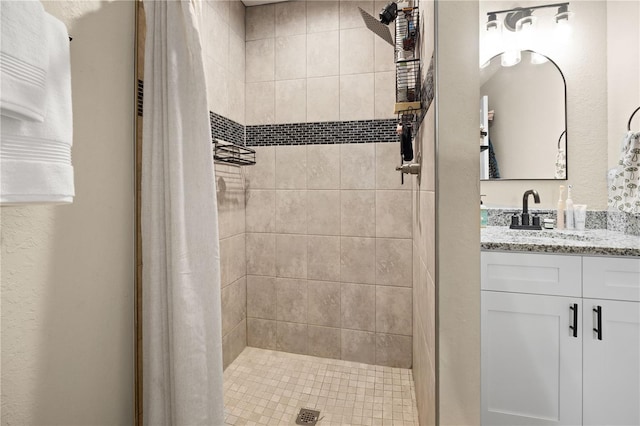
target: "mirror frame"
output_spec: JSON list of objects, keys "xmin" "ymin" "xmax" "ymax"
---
[{"xmin": 480, "ymin": 50, "xmax": 568, "ymax": 181}]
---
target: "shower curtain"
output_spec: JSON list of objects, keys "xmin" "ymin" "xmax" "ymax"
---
[
  {"xmin": 141, "ymin": 1, "xmax": 224, "ymax": 424},
  {"xmin": 608, "ymin": 131, "xmax": 640, "ymax": 213}
]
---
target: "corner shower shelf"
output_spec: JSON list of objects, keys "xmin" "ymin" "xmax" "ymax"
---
[{"xmin": 213, "ymin": 140, "xmax": 256, "ymax": 166}]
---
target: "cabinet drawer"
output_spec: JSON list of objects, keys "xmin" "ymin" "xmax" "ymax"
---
[
  {"xmin": 583, "ymin": 256, "xmax": 640, "ymax": 302},
  {"xmin": 481, "ymin": 251, "xmax": 582, "ymax": 297}
]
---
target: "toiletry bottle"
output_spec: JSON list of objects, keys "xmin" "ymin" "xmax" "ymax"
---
[
  {"xmin": 565, "ymin": 185, "xmax": 574, "ymax": 230},
  {"xmin": 481, "ymin": 195, "xmax": 488, "ymax": 228},
  {"xmin": 557, "ymin": 185, "xmax": 565, "ymax": 230}
]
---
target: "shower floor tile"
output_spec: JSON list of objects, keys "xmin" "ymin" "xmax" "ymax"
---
[{"xmin": 223, "ymin": 347, "xmax": 419, "ymax": 426}]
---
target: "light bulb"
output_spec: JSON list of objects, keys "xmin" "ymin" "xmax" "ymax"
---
[
  {"xmin": 530, "ymin": 52, "xmax": 548, "ymax": 64},
  {"xmin": 501, "ymin": 50, "xmax": 521, "ymax": 67},
  {"xmin": 555, "ymin": 17, "xmax": 572, "ymax": 40}
]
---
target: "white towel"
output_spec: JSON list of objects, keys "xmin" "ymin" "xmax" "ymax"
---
[
  {"xmin": 0, "ymin": 0, "xmax": 48, "ymax": 122},
  {"xmin": 0, "ymin": 12, "xmax": 74, "ymax": 205}
]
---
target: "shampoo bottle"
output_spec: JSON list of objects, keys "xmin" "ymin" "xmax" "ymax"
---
[
  {"xmin": 481, "ymin": 195, "xmax": 488, "ymax": 228},
  {"xmin": 565, "ymin": 185, "xmax": 574, "ymax": 230},
  {"xmin": 557, "ymin": 185, "xmax": 565, "ymax": 230}
]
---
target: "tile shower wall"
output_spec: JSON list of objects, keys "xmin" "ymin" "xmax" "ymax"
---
[
  {"xmin": 200, "ymin": 0, "xmax": 248, "ymax": 368},
  {"xmin": 245, "ymin": 0, "xmax": 396, "ymax": 125},
  {"xmin": 243, "ymin": 142, "xmax": 414, "ymax": 368},
  {"xmin": 411, "ymin": 1, "xmax": 436, "ymax": 425}
]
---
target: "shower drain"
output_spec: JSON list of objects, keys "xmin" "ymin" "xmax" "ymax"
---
[{"xmin": 295, "ymin": 408, "xmax": 320, "ymax": 425}]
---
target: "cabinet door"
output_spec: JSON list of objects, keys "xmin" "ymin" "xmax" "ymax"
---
[
  {"xmin": 482, "ymin": 291, "xmax": 582, "ymax": 426},
  {"xmin": 583, "ymin": 299, "xmax": 640, "ymax": 426}
]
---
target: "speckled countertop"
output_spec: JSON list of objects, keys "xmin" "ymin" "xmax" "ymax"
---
[{"xmin": 481, "ymin": 226, "xmax": 640, "ymax": 257}]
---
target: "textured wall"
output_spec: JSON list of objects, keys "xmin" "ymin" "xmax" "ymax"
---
[
  {"xmin": 436, "ymin": 1, "xmax": 481, "ymax": 424},
  {"xmin": 480, "ymin": 1, "xmax": 608, "ymax": 210},
  {"xmin": 1, "ymin": 1, "xmax": 135, "ymax": 423}
]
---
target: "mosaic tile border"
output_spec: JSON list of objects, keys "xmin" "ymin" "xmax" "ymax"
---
[
  {"xmin": 245, "ymin": 119, "xmax": 398, "ymax": 147},
  {"xmin": 210, "ymin": 111, "xmax": 245, "ymax": 147}
]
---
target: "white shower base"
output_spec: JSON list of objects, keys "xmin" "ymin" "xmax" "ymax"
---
[{"xmin": 223, "ymin": 347, "xmax": 419, "ymax": 426}]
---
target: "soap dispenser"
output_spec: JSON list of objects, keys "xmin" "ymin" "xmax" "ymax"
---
[{"xmin": 481, "ymin": 195, "xmax": 488, "ymax": 228}]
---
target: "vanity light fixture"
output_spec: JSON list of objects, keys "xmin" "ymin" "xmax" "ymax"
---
[{"xmin": 485, "ymin": 2, "xmax": 573, "ymax": 67}]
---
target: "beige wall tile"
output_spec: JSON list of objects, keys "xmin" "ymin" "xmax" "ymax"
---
[
  {"xmin": 341, "ymin": 282, "xmax": 375, "ymax": 331},
  {"xmin": 376, "ymin": 238, "xmax": 412, "ymax": 287},
  {"xmin": 276, "ymin": 278, "xmax": 308, "ymax": 323},
  {"xmin": 209, "ymin": 0, "xmax": 230, "ymax": 24},
  {"xmin": 307, "ymin": 1, "xmax": 339, "ymax": 33},
  {"xmin": 375, "ymin": 333, "xmax": 412, "ymax": 368},
  {"xmin": 206, "ymin": 59, "xmax": 229, "ymax": 118},
  {"xmin": 340, "ymin": 28, "xmax": 374, "ymax": 75},
  {"xmin": 246, "ymin": 189, "xmax": 275, "ymax": 232},
  {"xmin": 246, "ymin": 39, "xmax": 275, "ymax": 83},
  {"xmin": 247, "ymin": 275, "xmax": 277, "ymax": 320},
  {"xmin": 421, "ymin": 190, "xmax": 435, "ymax": 277},
  {"xmin": 340, "ymin": 143, "xmax": 375, "ymax": 189},
  {"xmin": 245, "ymin": 81, "xmax": 275, "ymax": 125},
  {"xmin": 229, "ymin": 0, "xmax": 246, "ymax": 38},
  {"xmin": 308, "ymin": 236, "xmax": 341, "ymax": 282},
  {"xmin": 275, "ymin": 79, "xmax": 307, "ymax": 124},
  {"xmin": 308, "ymin": 280, "xmax": 341, "ymax": 327},
  {"xmin": 307, "ymin": 144, "xmax": 340, "ymax": 188},
  {"xmin": 275, "ymin": 145, "xmax": 307, "ymax": 189},
  {"xmin": 307, "ymin": 190, "xmax": 340, "ymax": 235},
  {"xmin": 341, "ymin": 329, "xmax": 375, "ymax": 364},
  {"xmin": 222, "ymin": 319, "xmax": 247, "ymax": 369},
  {"xmin": 308, "ymin": 326, "xmax": 341, "ymax": 359},
  {"xmin": 227, "ymin": 76, "xmax": 245, "ymax": 125},
  {"xmin": 276, "ymin": 234, "xmax": 308, "ymax": 278},
  {"xmin": 277, "ymin": 321, "xmax": 308, "ymax": 354},
  {"xmin": 246, "ymin": 4, "xmax": 275, "ymax": 41},
  {"xmin": 375, "ymin": 142, "xmax": 412, "ymax": 190},
  {"xmin": 374, "ymin": 71, "xmax": 395, "ymax": 119},
  {"xmin": 376, "ymin": 286, "xmax": 412, "ymax": 336},
  {"xmin": 247, "ymin": 318, "xmax": 277, "ymax": 350},
  {"xmin": 221, "ymin": 234, "xmax": 246, "ymax": 288},
  {"xmin": 221, "ymin": 277, "xmax": 247, "ymax": 337},
  {"xmin": 229, "ymin": 31, "xmax": 246, "ymax": 83},
  {"xmin": 340, "ymin": 237, "xmax": 376, "ymax": 284},
  {"xmin": 245, "ymin": 146, "xmax": 275, "ymax": 190},
  {"xmin": 208, "ymin": 21, "xmax": 230, "ymax": 70},
  {"xmin": 339, "ymin": 73, "xmax": 375, "ymax": 121},
  {"xmin": 339, "ymin": 0, "xmax": 373, "ymax": 29},
  {"xmin": 417, "ymin": 108, "xmax": 436, "ymax": 191},
  {"xmin": 246, "ymin": 233, "xmax": 276, "ymax": 277},
  {"xmin": 275, "ymin": 190, "xmax": 307, "ymax": 234},
  {"xmin": 275, "ymin": 1, "xmax": 306, "ymax": 36},
  {"xmin": 306, "ymin": 76, "xmax": 340, "ymax": 122},
  {"xmin": 373, "ymin": 7, "xmax": 394, "ymax": 72},
  {"xmin": 307, "ymin": 31, "xmax": 339, "ymax": 78},
  {"xmin": 275, "ymin": 35, "xmax": 306, "ymax": 81},
  {"xmin": 340, "ymin": 190, "xmax": 375, "ymax": 237},
  {"xmin": 376, "ymin": 190, "xmax": 412, "ymax": 238}
]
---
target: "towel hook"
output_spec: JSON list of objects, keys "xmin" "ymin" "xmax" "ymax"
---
[{"xmin": 628, "ymin": 106, "xmax": 640, "ymax": 131}]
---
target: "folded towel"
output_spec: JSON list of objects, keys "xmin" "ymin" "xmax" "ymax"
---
[
  {"xmin": 0, "ymin": 0, "xmax": 48, "ymax": 121},
  {"xmin": 0, "ymin": 12, "xmax": 74, "ymax": 205}
]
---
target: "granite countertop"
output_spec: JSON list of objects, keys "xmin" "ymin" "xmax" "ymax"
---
[{"xmin": 481, "ymin": 226, "xmax": 640, "ymax": 257}]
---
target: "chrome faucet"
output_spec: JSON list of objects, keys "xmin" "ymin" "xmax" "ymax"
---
[{"xmin": 510, "ymin": 189, "xmax": 542, "ymax": 229}]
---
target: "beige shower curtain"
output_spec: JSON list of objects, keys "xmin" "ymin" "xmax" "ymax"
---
[{"xmin": 141, "ymin": 1, "xmax": 224, "ymax": 424}]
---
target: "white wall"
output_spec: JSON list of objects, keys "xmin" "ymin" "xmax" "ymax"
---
[
  {"xmin": 1, "ymin": 1, "xmax": 135, "ymax": 423},
  {"xmin": 480, "ymin": 1, "xmax": 608, "ymax": 210},
  {"xmin": 607, "ymin": 1, "xmax": 640, "ymax": 169}
]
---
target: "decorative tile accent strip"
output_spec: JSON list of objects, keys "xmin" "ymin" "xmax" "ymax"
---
[
  {"xmin": 137, "ymin": 79, "xmax": 143, "ymax": 117},
  {"xmin": 245, "ymin": 119, "xmax": 398, "ymax": 146},
  {"xmin": 210, "ymin": 111, "xmax": 245, "ymax": 146}
]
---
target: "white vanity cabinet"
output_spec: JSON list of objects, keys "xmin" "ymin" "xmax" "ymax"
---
[{"xmin": 481, "ymin": 251, "xmax": 640, "ymax": 426}]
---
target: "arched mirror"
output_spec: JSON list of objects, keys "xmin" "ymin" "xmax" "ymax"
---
[{"xmin": 480, "ymin": 50, "xmax": 567, "ymax": 180}]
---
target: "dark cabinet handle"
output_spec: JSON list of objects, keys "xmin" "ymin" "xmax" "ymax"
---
[
  {"xmin": 593, "ymin": 306, "xmax": 602, "ymax": 340},
  {"xmin": 569, "ymin": 303, "xmax": 578, "ymax": 338}
]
